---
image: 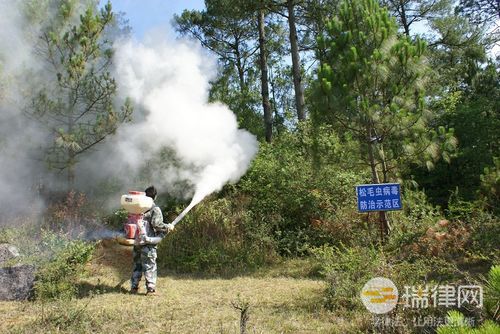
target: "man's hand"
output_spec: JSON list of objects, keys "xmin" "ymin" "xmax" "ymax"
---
[{"xmin": 165, "ymin": 223, "xmax": 175, "ymax": 233}]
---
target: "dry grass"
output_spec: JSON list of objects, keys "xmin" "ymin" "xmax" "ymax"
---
[{"xmin": 0, "ymin": 240, "xmax": 369, "ymax": 334}]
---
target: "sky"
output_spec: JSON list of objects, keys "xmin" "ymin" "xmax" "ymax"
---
[
  {"xmin": 109, "ymin": 0, "xmax": 205, "ymax": 39},
  {"xmin": 107, "ymin": 0, "xmax": 498, "ymax": 57}
]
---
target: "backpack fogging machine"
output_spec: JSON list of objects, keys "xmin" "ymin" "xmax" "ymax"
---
[{"xmin": 116, "ymin": 191, "xmax": 164, "ymax": 246}]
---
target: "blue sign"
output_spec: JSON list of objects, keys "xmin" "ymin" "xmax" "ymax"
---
[{"xmin": 356, "ymin": 183, "xmax": 402, "ymax": 212}]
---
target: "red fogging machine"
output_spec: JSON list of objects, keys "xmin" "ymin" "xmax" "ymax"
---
[{"xmin": 116, "ymin": 191, "xmax": 163, "ymax": 246}]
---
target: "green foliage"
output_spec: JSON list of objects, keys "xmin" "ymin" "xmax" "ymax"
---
[
  {"xmin": 484, "ymin": 265, "xmax": 500, "ymax": 321},
  {"xmin": 34, "ymin": 232, "xmax": 95, "ymax": 301},
  {"xmin": 311, "ymin": 246, "xmax": 462, "ymax": 332},
  {"xmin": 437, "ymin": 310, "xmax": 500, "ymax": 334},
  {"xmin": 479, "ymin": 157, "xmax": 500, "ymax": 214},
  {"xmin": 313, "ymin": 0, "xmax": 456, "ymax": 185},
  {"xmin": 387, "ymin": 188, "xmax": 440, "ymax": 250},
  {"xmin": 156, "ymin": 126, "xmax": 368, "ymax": 271},
  {"xmin": 312, "ymin": 242, "xmax": 459, "ymax": 312},
  {"xmin": 26, "ymin": 0, "xmax": 132, "ymax": 183},
  {"xmin": 310, "ymin": 244, "xmax": 383, "ymax": 310},
  {"xmin": 446, "ymin": 192, "xmax": 499, "ymax": 262},
  {"xmin": 427, "ymin": 12, "xmax": 488, "ymax": 93},
  {"xmin": 174, "ymin": 0, "xmax": 265, "ymax": 137},
  {"xmin": 239, "ymin": 126, "xmax": 366, "ymax": 255},
  {"xmin": 104, "ymin": 208, "xmax": 128, "ymax": 230},
  {"xmin": 386, "ymin": 186, "xmax": 498, "ymax": 264},
  {"xmin": 209, "ymin": 74, "xmax": 263, "ymax": 137},
  {"xmin": 401, "ymin": 187, "xmax": 440, "ymax": 221},
  {"xmin": 412, "ymin": 61, "xmax": 499, "ymax": 207},
  {"xmin": 159, "ymin": 196, "xmax": 277, "ymax": 275},
  {"xmin": 408, "ymin": 7, "xmax": 498, "ymax": 207},
  {"xmin": 446, "ymin": 190, "xmax": 479, "ymax": 221}
]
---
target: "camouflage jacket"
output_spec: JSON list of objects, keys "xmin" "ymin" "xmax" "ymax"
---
[{"xmin": 143, "ymin": 203, "xmax": 168, "ymax": 237}]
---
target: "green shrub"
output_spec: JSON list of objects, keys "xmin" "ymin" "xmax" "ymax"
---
[
  {"xmin": 387, "ymin": 188, "xmax": 440, "ymax": 251},
  {"xmin": 103, "ymin": 208, "xmax": 128, "ymax": 230},
  {"xmin": 468, "ymin": 212, "xmax": 500, "ymax": 263},
  {"xmin": 447, "ymin": 189, "xmax": 483, "ymax": 221},
  {"xmin": 437, "ymin": 311, "xmax": 500, "ymax": 334},
  {"xmin": 310, "ymin": 244, "xmax": 384, "ymax": 310},
  {"xmin": 158, "ymin": 126, "xmax": 368, "ymax": 271},
  {"xmin": 158, "ymin": 196, "xmax": 277, "ymax": 275},
  {"xmin": 42, "ymin": 191, "xmax": 95, "ymax": 231},
  {"xmin": 484, "ymin": 265, "xmax": 500, "ymax": 322},
  {"xmin": 34, "ymin": 233, "xmax": 95, "ymax": 300},
  {"xmin": 388, "ymin": 188, "xmax": 498, "ymax": 265},
  {"xmin": 478, "ymin": 157, "xmax": 500, "ymax": 214},
  {"xmin": 239, "ymin": 127, "xmax": 366, "ymax": 256},
  {"xmin": 311, "ymin": 245, "xmax": 465, "ymax": 334}
]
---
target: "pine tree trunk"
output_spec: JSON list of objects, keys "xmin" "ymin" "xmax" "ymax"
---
[
  {"xmin": 367, "ymin": 130, "xmax": 380, "ymax": 184},
  {"xmin": 67, "ymin": 115, "xmax": 75, "ymax": 190},
  {"xmin": 398, "ymin": 0, "xmax": 410, "ymax": 36},
  {"xmin": 367, "ymin": 127, "xmax": 390, "ymax": 240},
  {"xmin": 258, "ymin": 9, "xmax": 273, "ymax": 143},
  {"xmin": 234, "ymin": 37, "xmax": 247, "ymax": 93},
  {"xmin": 67, "ymin": 160, "xmax": 75, "ymax": 190},
  {"xmin": 287, "ymin": 0, "xmax": 305, "ymax": 121}
]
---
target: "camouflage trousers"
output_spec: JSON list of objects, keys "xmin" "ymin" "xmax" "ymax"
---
[{"xmin": 131, "ymin": 245, "xmax": 157, "ymax": 291}]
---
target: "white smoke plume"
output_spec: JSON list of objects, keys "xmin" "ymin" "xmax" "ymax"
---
[
  {"xmin": 0, "ymin": 0, "xmax": 100, "ymax": 219},
  {"xmin": 0, "ymin": 1, "xmax": 46, "ymax": 218},
  {"xmin": 0, "ymin": 1, "xmax": 258, "ymax": 226},
  {"xmin": 93, "ymin": 34, "xmax": 259, "ymax": 223}
]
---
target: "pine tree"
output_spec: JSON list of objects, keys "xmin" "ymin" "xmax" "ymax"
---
[
  {"xmin": 27, "ymin": 1, "xmax": 132, "ymax": 187},
  {"xmin": 313, "ymin": 0, "xmax": 456, "ymax": 238},
  {"xmin": 175, "ymin": 0, "xmax": 276, "ymax": 140}
]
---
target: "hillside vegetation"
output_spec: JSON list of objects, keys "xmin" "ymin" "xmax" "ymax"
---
[{"xmin": 0, "ymin": 0, "xmax": 498, "ymax": 333}]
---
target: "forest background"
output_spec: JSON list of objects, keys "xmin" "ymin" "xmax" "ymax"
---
[{"xmin": 0, "ymin": 0, "xmax": 498, "ymax": 333}]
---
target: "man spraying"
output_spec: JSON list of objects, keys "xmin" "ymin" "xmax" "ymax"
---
[{"xmin": 130, "ymin": 185, "xmax": 174, "ymax": 295}]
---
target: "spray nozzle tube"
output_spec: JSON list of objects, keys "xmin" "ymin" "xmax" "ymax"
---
[
  {"xmin": 170, "ymin": 199, "xmax": 199, "ymax": 226},
  {"xmin": 137, "ymin": 235, "xmax": 163, "ymax": 245}
]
